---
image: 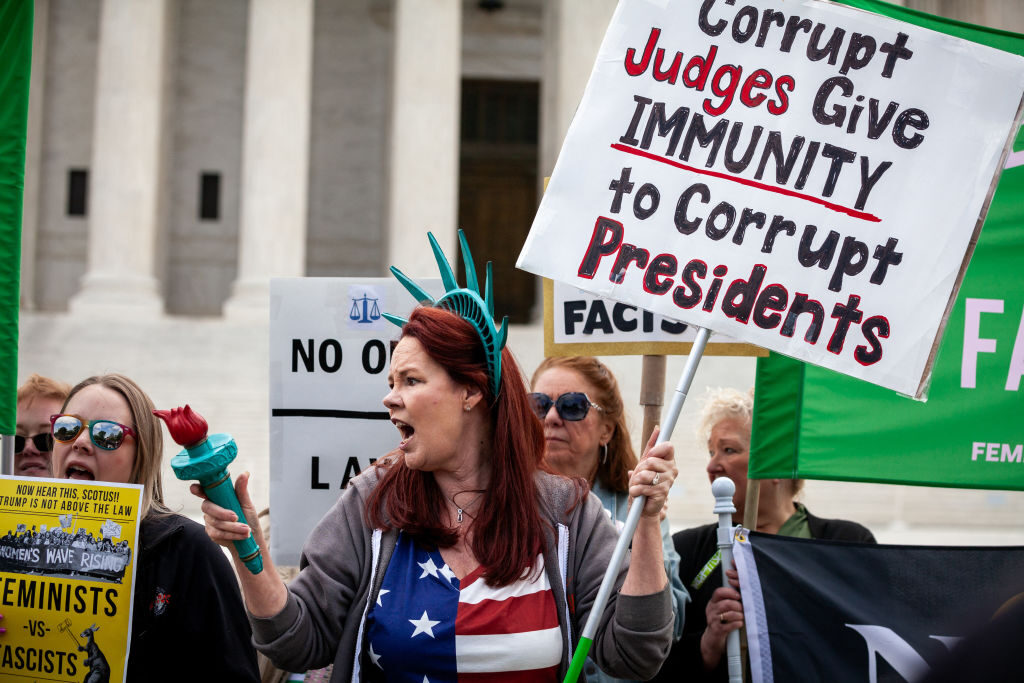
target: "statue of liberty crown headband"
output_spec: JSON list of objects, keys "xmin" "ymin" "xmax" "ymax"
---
[{"xmin": 383, "ymin": 230, "xmax": 509, "ymax": 395}]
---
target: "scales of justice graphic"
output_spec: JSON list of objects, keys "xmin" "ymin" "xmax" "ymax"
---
[{"xmin": 350, "ymin": 294, "xmax": 381, "ymax": 323}]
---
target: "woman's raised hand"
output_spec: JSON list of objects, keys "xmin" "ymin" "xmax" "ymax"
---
[
  {"xmin": 190, "ymin": 471, "xmax": 264, "ymax": 552},
  {"xmin": 628, "ymin": 425, "xmax": 678, "ymax": 518},
  {"xmin": 190, "ymin": 472, "xmax": 289, "ymax": 618}
]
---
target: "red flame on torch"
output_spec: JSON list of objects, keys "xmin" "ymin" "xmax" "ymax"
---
[{"xmin": 153, "ymin": 405, "xmax": 209, "ymax": 448}]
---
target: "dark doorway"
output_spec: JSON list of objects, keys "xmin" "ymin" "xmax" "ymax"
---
[{"xmin": 458, "ymin": 79, "xmax": 539, "ymax": 324}]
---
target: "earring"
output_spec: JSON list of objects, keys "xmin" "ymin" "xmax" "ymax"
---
[
  {"xmin": 601, "ymin": 443, "xmax": 608, "ymax": 465},
  {"xmin": 464, "ymin": 404, "xmax": 471, "ymax": 412}
]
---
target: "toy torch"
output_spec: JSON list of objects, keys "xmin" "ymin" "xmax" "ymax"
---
[{"xmin": 153, "ymin": 405, "xmax": 263, "ymax": 574}]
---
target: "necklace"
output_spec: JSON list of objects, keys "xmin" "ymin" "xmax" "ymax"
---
[{"xmin": 450, "ymin": 490, "xmax": 485, "ymax": 524}]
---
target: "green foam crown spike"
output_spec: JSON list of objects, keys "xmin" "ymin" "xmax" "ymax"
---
[{"xmin": 386, "ymin": 229, "xmax": 508, "ymax": 395}]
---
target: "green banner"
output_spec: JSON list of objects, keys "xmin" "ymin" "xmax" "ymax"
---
[
  {"xmin": 750, "ymin": 1, "xmax": 1024, "ymax": 491},
  {"xmin": 0, "ymin": 1, "xmax": 33, "ymax": 434}
]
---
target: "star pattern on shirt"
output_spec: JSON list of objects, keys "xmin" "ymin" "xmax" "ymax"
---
[
  {"xmin": 409, "ymin": 610, "xmax": 440, "ymax": 638},
  {"xmin": 376, "ymin": 588, "xmax": 390, "ymax": 606},
  {"xmin": 368, "ymin": 642, "xmax": 382, "ymax": 668},
  {"xmin": 418, "ymin": 557, "xmax": 440, "ymax": 579},
  {"xmin": 439, "ymin": 563, "xmax": 456, "ymax": 583}
]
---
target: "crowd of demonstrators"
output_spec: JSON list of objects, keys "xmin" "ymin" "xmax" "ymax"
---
[
  {"xmin": 15, "ymin": 373, "xmax": 70, "ymax": 477},
  {"xmin": 2, "ymin": 526, "xmax": 130, "ymax": 554},
  {"xmin": 652, "ymin": 387, "xmax": 876, "ymax": 682},
  {"xmin": 9, "ymin": 367, "xmax": 881, "ymax": 683},
  {"xmin": 198, "ymin": 245, "xmax": 677, "ymax": 681},
  {"xmin": 530, "ymin": 355, "xmax": 689, "ymax": 683},
  {"xmin": 0, "ymin": 526, "xmax": 132, "ymax": 582},
  {"xmin": 48, "ymin": 373, "xmax": 260, "ymax": 682},
  {"xmin": 8, "ymin": 262, "xmax": 886, "ymax": 681}
]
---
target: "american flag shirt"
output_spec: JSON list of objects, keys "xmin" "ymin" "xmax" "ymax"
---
[{"xmin": 364, "ymin": 532, "xmax": 561, "ymax": 682}]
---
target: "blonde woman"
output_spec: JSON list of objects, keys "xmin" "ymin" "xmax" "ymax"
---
[
  {"xmin": 653, "ymin": 387, "xmax": 874, "ymax": 682},
  {"xmin": 52, "ymin": 374, "xmax": 259, "ymax": 681}
]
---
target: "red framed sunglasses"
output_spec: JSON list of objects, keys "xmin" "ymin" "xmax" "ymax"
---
[{"xmin": 50, "ymin": 414, "xmax": 136, "ymax": 451}]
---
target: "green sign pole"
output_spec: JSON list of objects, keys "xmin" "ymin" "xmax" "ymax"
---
[{"xmin": 0, "ymin": 1, "xmax": 34, "ymax": 473}]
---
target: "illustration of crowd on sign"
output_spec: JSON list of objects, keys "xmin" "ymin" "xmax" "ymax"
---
[{"xmin": 0, "ymin": 522, "xmax": 131, "ymax": 583}]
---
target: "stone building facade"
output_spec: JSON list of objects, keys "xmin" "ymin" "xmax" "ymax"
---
[
  {"xmin": 15, "ymin": 0, "xmax": 1024, "ymax": 537},
  {"xmin": 20, "ymin": 0, "xmax": 1024, "ymax": 321}
]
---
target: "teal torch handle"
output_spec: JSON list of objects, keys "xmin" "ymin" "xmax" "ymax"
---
[
  {"xmin": 170, "ymin": 434, "xmax": 264, "ymax": 575},
  {"xmin": 201, "ymin": 469, "xmax": 264, "ymax": 574}
]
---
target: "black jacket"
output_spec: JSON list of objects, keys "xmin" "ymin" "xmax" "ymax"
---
[
  {"xmin": 127, "ymin": 513, "xmax": 260, "ymax": 682},
  {"xmin": 652, "ymin": 508, "xmax": 875, "ymax": 682},
  {"xmin": 917, "ymin": 596, "xmax": 1024, "ymax": 683}
]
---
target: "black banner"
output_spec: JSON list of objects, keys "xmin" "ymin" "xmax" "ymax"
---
[
  {"xmin": 736, "ymin": 532, "xmax": 1024, "ymax": 683},
  {"xmin": 0, "ymin": 537, "xmax": 130, "ymax": 583}
]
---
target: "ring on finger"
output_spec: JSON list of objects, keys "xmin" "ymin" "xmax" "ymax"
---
[
  {"xmin": 652, "ymin": 472, "xmax": 661, "ymax": 486},
  {"xmin": 720, "ymin": 613, "xmax": 727, "ymax": 624}
]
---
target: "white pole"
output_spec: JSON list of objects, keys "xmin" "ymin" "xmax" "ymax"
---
[
  {"xmin": 564, "ymin": 326, "xmax": 712, "ymax": 682},
  {"xmin": 712, "ymin": 476, "xmax": 742, "ymax": 683},
  {"xmin": 1, "ymin": 435, "xmax": 12, "ymax": 475}
]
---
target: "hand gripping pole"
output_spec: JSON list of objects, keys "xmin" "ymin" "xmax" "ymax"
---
[
  {"xmin": 563, "ymin": 326, "xmax": 711, "ymax": 683},
  {"xmin": 712, "ymin": 477, "xmax": 742, "ymax": 683}
]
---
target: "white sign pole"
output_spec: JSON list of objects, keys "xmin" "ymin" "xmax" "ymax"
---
[
  {"xmin": 0, "ymin": 436, "xmax": 11, "ymax": 475},
  {"xmin": 565, "ymin": 326, "xmax": 711, "ymax": 683}
]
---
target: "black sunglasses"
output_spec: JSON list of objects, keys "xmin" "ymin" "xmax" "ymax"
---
[
  {"xmin": 528, "ymin": 392, "xmax": 603, "ymax": 422},
  {"xmin": 15, "ymin": 433, "xmax": 52, "ymax": 454}
]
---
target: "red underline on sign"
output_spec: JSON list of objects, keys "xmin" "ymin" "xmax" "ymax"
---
[{"xmin": 609, "ymin": 143, "xmax": 882, "ymax": 223}]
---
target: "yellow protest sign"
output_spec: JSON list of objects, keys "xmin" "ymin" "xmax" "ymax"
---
[{"xmin": 0, "ymin": 476, "xmax": 142, "ymax": 682}]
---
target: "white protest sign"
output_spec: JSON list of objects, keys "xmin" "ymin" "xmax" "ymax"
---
[
  {"xmin": 517, "ymin": 0, "xmax": 1024, "ymax": 397},
  {"xmin": 269, "ymin": 277, "xmax": 440, "ymax": 565},
  {"xmin": 101, "ymin": 520, "xmax": 122, "ymax": 539},
  {"xmin": 546, "ymin": 278, "xmax": 764, "ymax": 356}
]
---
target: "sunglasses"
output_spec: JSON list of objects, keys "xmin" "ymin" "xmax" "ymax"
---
[
  {"xmin": 528, "ymin": 392, "xmax": 603, "ymax": 422},
  {"xmin": 50, "ymin": 414, "xmax": 137, "ymax": 451},
  {"xmin": 15, "ymin": 433, "xmax": 52, "ymax": 454}
]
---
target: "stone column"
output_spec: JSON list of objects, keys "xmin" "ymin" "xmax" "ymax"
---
[
  {"xmin": 540, "ymin": 0, "xmax": 618, "ymax": 180},
  {"xmin": 19, "ymin": 0, "xmax": 47, "ymax": 311},
  {"xmin": 68, "ymin": 0, "xmax": 173, "ymax": 317},
  {"xmin": 386, "ymin": 0, "xmax": 462, "ymax": 276},
  {"xmin": 223, "ymin": 0, "xmax": 314, "ymax": 319}
]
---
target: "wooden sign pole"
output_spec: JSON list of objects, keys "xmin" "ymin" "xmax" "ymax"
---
[
  {"xmin": 639, "ymin": 354, "xmax": 666, "ymax": 447},
  {"xmin": 741, "ymin": 479, "xmax": 761, "ymax": 531}
]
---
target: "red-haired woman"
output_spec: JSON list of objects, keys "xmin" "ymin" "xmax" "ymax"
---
[{"xmin": 199, "ymin": 306, "xmax": 676, "ymax": 682}]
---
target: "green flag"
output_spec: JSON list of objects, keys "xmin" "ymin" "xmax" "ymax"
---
[
  {"xmin": 750, "ymin": 1, "xmax": 1024, "ymax": 492},
  {"xmin": 0, "ymin": 1, "xmax": 32, "ymax": 434}
]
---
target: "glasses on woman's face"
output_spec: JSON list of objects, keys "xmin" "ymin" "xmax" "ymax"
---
[
  {"xmin": 14, "ymin": 433, "xmax": 52, "ymax": 454},
  {"xmin": 528, "ymin": 392, "xmax": 603, "ymax": 422},
  {"xmin": 50, "ymin": 414, "xmax": 136, "ymax": 451}
]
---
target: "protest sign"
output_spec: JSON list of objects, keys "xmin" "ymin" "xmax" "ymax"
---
[
  {"xmin": 517, "ymin": 0, "xmax": 1024, "ymax": 397},
  {"xmin": 269, "ymin": 277, "xmax": 440, "ymax": 566},
  {"xmin": 748, "ymin": 5, "xmax": 1024, "ymax": 492},
  {"xmin": 544, "ymin": 278, "xmax": 764, "ymax": 356},
  {"xmin": 734, "ymin": 532, "xmax": 1024, "ymax": 683},
  {"xmin": 0, "ymin": 476, "xmax": 142, "ymax": 682},
  {"xmin": 0, "ymin": 1, "xmax": 32, "ymax": 435}
]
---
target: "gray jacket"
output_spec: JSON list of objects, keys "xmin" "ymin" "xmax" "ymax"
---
[{"xmin": 250, "ymin": 468, "xmax": 673, "ymax": 682}]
